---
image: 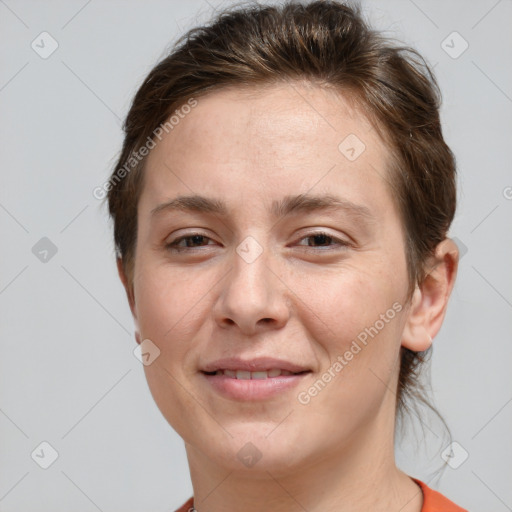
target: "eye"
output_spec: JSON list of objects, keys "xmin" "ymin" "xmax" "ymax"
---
[
  {"xmin": 295, "ymin": 231, "xmax": 350, "ymax": 250},
  {"xmin": 165, "ymin": 230, "xmax": 351, "ymax": 253},
  {"xmin": 166, "ymin": 233, "xmax": 217, "ymax": 252}
]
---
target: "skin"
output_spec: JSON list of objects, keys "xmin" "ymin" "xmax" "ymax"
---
[{"xmin": 118, "ymin": 82, "xmax": 459, "ymax": 512}]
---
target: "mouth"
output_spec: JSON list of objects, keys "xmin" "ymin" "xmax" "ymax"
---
[
  {"xmin": 202, "ymin": 368, "xmax": 310, "ymax": 379},
  {"xmin": 200, "ymin": 358, "xmax": 312, "ymax": 400}
]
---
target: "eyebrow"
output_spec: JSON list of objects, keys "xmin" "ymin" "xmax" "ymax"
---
[{"xmin": 151, "ymin": 193, "xmax": 375, "ymax": 223}]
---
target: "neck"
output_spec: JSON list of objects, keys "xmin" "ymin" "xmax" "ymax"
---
[{"xmin": 184, "ymin": 402, "xmax": 423, "ymax": 512}]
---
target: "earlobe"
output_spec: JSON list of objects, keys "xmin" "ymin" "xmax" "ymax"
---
[
  {"xmin": 401, "ymin": 238, "xmax": 459, "ymax": 352},
  {"xmin": 401, "ymin": 286, "xmax": 433, "ymax": 352}
]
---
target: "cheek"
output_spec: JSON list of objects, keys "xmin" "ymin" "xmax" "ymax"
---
[
  {"xmin": 133, "ymin": 260, "xmax": 209, "ymax": 365},
  {"xmin": 295, "ymin": 264, "xmax": 401, "ymax": 345},
  {"xmin": 136, "ymin": 225, "xmax": 213, "ymax": 311},
  {"xmin": 294, "ymin": 267, "xmax": 405, "ymax": 405},
  {"xmin": 133, "ymin": 263, "xmax": 213, "ymax": 440}
]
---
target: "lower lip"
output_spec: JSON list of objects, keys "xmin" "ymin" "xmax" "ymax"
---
[{"xmin": 201, "ymin": 372, "xmax": 311, "ymax": 401}]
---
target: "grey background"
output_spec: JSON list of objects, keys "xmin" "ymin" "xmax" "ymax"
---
[{"xmin": 1, "ymin": 0, "xmax": 511, "ymax": 511}]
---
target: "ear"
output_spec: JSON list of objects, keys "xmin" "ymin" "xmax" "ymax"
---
[
  {"xmin": 117, "ymin": 257, "xmax": 141, "ymax": 345},
  {"xmin": 401, "ymin": 238, "xmax": 459, "ymax": 351}
]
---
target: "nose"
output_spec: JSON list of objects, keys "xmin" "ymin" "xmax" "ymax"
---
[{"xmin": 213, "ymin": 239, "xmax": 291, "ymax": 335}]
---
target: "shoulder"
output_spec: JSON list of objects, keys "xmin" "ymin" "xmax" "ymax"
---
[
  {"xmin": 174, "ymin": 496, "xmax": 194, "ymax": 512},
  {"xmin": 411, "ymin": 478, "xmax": 469, "ymax": 512}
]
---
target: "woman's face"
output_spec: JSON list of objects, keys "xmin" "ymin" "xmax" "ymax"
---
[{"xmin": 128, "ymin": 83, "xmax": 416, "ymax": 474}]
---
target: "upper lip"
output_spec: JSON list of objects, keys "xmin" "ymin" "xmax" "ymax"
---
[{"xmin": 201, "ymin": 357, "xmax": 310, "ymax": 373}]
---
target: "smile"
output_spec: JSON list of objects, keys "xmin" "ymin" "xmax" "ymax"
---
[
  {"xmin": 204, "ymin": 368, "xmax": 305, "ymax": 379},
  {"xmin": 201, "ymin": 369, "xmax": 312, "ymax": 401}
]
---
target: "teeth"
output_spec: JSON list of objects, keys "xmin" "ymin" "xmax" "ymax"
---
[{"xmin": 212, "ymin": 369, "xmax": 299, "ymax": 379}]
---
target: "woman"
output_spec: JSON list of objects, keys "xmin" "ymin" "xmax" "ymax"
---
[{"xmin": 107, "ymin": 1, "xmax": 467, "ymax": 510}]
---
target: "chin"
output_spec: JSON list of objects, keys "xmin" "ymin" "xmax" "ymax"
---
[{"xmin": 198, "ymin": 425, "xmax": 310, "ymax": 476}]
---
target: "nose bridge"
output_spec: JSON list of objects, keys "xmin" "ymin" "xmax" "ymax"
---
[
  {"xmin": 214, "ymin": 233, "xmax": 289, "ymax": 332},
  {"xmin": 232, "ymin": 234, "xmax": 273, "ymax": 310}
]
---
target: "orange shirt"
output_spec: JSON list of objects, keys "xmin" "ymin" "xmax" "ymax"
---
[
  {"xmin": 411, "ymin": 478, "xmax": 468, "ymax": 511},
  {"xmin": 173, "ymin": 478, "xmax": 468, "ymax": 512}
]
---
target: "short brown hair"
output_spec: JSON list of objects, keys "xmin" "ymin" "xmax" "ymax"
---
[{"xmin": 107, "ymin": 0, "xmax": 456, "ymax": 430}]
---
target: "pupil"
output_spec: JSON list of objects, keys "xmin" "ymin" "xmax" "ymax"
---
[
  {"xmin": 189, "ymin": 235, "xmax": 204, "ymax": 246},
  {"xmin": 311, "ymin": 234, "xmax": 329, "ymax": 246}
]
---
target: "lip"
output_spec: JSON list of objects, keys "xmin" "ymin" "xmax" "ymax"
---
[
  {"xmin": 201, "ymin": 356, "xmax": 310, "ymax": 373},
  {"xmin": 201, "ymin": 372, "xmax": 310, "ymax": 401},
  {"xmin": 200, "ymin": 357, "xmax": 312, "ymax": 401}
]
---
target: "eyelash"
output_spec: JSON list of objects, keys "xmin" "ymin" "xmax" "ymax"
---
[{"xmin": 166, "ymin": 231, "xmax": 351, "ymax": 252}]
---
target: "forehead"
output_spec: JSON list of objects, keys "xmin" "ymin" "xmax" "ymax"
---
[
  {"xmin": 161, "ymin": 83, "xmax": 378, "ymax": 159},
  {"xmin": 142, "ymin": 82, "xmax": 393, "ymax": 215}
]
